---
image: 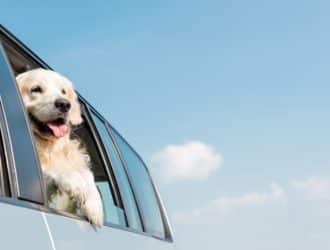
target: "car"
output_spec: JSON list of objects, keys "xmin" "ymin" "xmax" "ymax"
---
[{"xmin": 0, "ymin": 24, "xmax": 175, "ymax": 250}]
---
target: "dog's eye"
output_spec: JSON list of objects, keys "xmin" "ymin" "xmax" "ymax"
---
[
  {"xmin": 61, "ymin": 89, "xmax": 66, "ymax": 95},
  {"xmin": 31, "ymin": 86, "xmax": 42, "ymax": 93}
]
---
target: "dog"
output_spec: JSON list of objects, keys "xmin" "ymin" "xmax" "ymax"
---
[{"xmin": 16, "ymin": 68, "xmax": 103, "ymax": 227}]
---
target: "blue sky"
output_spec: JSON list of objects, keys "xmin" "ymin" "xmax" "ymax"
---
[{"xmin": 2, "ymin": 1, "xmax": 330, "ymax": 249}]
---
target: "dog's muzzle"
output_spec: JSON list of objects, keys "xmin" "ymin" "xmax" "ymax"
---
[{"xmin": 55, "ymin": 98, "xmax": 71, "ymax": 113}]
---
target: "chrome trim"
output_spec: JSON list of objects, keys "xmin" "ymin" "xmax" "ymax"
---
[{"xmin": 0, "ymin": 95, "xmax": 18, "ymax": 196}]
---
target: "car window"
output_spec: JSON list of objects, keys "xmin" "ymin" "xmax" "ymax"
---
[
  {"xmin": 0, "ymin": 33, "xmax": 169, "ymax": 234},
  {"xmin": 72, "ymin": 113, "xmax": 126, "ymax": 226},
  {"xmin": 0, "ymin": 42, "xmax": 44, "ymax": 203},
  {"xmin": 4, "ymin": 39, "xmax": 127, "ymax": 226},
  {"xmin": 109, "ymin": 126, "xmax": 165, "ymax": 238},
  {"xmin": 91, "ymin": 111, "xmax": 142, "ymax": 231}
]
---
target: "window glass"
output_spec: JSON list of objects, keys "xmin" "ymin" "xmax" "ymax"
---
[
  {"xmin": 91, "ymin": 112, "xmax": 142, "ymax": 231},
  {"xmin": 0, "ymin": 44, "xmax": 43, "ymax": 203},
  {"xmin": 72, "ymin": 117, "xmax": 125, "ymax": 226},
  {"xmin": 110, "ymin": 127, "xmax": 165, "ymax": 238},
  {"xmin": 96, "ymin": 181, "xmax": 125, "ymax": 225}
]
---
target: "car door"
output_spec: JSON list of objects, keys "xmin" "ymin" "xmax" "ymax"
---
[{"xmin": 0, "ymin": 41, "xmax": 54, "ymax": 249}]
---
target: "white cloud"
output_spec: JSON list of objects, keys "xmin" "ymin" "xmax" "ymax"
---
[
  {"xmin": 150, "ymin": 141, "xmax": 223, "ymax": 182},
  {"xmin": 172, "ymin": 180, "xmax": 330, "ymax": 250},
  {"xmin": 290, "ymin": 177, "xmax": 330, "ymax": 200},
  {"xmin": 214, "ymin": 182, "xmax": 285, "ymax": 208},
  {"xmin": 174, "ymin": 182, "xmax": 285, "ymax": 222}
]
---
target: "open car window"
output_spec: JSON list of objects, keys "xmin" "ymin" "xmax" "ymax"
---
[
  {"xmin": 70, "ymin": 106, "xmax": 126, "ymax": 226},
  {"xmin": 0, "ymin": 36, "xmax": 128, "ymax": 227}
]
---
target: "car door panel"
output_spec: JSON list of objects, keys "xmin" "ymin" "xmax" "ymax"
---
[
  {"xmin": 0, "ymin": 201, "xmax": 53, "ymax": 249},
  {"xmin": 45, "ymin": 213, "xmax": 175, "ymax": 250}
]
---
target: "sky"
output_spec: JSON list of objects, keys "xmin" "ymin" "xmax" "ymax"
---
[{"xmin": 2, "ymin": 0, "xmax": 330, "ymax": 249}]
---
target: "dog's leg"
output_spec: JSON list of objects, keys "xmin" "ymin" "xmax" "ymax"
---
[
  {"xmin": 78, "ymin": 168, "xmax": 104, "ymax": 227},
  {"xmin": 55, "ymin": 170, "xmax": 87, "ymax": 201},
  {"xmin": 54, "ymin": 169, "xmax": 104, "ymax": 227}
]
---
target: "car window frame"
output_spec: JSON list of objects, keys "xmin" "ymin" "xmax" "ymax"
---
[
  {"xmin": 106, "ymin": 123, "xmax": 173, "ymax": 241},
  {"xmin": 87, "ymin": 105, "xmax": 145, "ymax": 232}
]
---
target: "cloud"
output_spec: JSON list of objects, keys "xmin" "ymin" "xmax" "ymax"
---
[
  {"xmin": 174, "ymin": 182, "xmax": 285, "ymax": 222},
  {"xmin": 290, "ymin": 177, "xmax": 330, "ymax": 200},
  {"xmin": 172, "ymin": 180, "xmax": 330, "ymax": 250},
  {"xmin": 213, "ymin": 182, "xmax": 285, "ymax": 208},
  {"xmin": 150, "ymin": 141, "xmax": 223, "ymax": 182}
]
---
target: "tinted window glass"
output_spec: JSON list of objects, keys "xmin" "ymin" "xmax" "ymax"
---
[
  {"xmin": 0, "ymin": 43, "xmax": 43, "ymax": 203},
  {"xmin": 91, "ymin": 112, "xmax": 142, "ymax": 231},
  {"xmin": 96, "ymin": 181, "xmax": 125, "ymax": 225},
  {"xmin": 72, "ymin": 117, "xmax": 125, "ymax": 226},
  {"xmin": 110, "ymin": 127, "xmax": 165, "ymax": 238}
]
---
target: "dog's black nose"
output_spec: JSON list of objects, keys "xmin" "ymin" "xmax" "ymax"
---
[{"xmin": 55, "ymin": 98, "xmax": 71, "ymax": 113}]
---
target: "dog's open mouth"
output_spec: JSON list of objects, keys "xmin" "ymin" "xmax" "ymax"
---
[
  {"xmin": 47, "ymin": 118, "xmax": 68, "ymax": 138},
  {"xmin": 29, "ymin": 114, "xmax": 69, "ymax": 138}
]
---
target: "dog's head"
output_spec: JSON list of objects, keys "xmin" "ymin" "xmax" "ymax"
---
[{"xmin": 16, "ymin": 68, "xmax": 82, "ymax": 140}]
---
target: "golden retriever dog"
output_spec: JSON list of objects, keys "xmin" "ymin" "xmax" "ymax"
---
[{"xmin": 16, "ymin": 68, "xmax": 103, "ymax": 226}]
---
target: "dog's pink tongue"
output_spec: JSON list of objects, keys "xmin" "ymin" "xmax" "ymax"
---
[{"xmin": 47, "ymin": 123, "xmax": 68, "ymax": 138}]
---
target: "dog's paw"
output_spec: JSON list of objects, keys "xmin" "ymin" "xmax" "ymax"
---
[{"xmin": 81, "ymin": 188, "xmax": 104, "ymax": 227}]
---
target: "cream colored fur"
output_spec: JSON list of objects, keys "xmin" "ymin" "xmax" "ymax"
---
[{"xmin": 16, "ymin": 68, "xmax": 103, "ymax": 226}]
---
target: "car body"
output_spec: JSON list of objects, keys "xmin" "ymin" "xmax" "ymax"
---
[{"xmin": 0, "ymin": 24, "xmax": 175, "ymax": 250}]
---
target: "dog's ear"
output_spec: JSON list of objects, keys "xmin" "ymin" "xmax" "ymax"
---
[
  {"xmin": 15, "ymin": 72, "xmax": 30, "ymax": 95},
  {"xmin": 68, "ymin": 88, "xmax": 83, "ymax": 125}
]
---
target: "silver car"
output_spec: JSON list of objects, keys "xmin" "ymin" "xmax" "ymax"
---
[{"xmin": 0, "ymin": 24, "xmax": 175, "ymax": 250}]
